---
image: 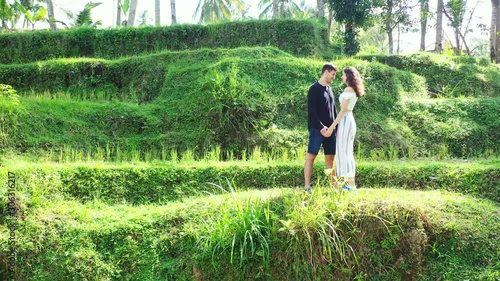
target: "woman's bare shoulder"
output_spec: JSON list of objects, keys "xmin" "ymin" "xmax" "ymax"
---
[{"xmin": 343, "ymin": 87, "xmax": 356, "ymax": 94}]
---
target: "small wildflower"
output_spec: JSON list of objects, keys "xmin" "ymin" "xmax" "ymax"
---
[{"xmin": 324, "ymin": 168, "xmax": 334, "ymax": 176}]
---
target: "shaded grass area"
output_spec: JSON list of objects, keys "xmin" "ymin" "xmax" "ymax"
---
[
  {"xmin": 0, "ymin": 188, "xmax": 498, "ymax": 280},
  {"xmin": 1, "ymin": 95, "xmax": 498, "ymax": 159},
  {"xmin": 1, "ymin": 47, "xmax": 498, "ymax": 158}
]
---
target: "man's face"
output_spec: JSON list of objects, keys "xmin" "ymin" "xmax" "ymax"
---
[{"xmin": 324, "ymin": 70, "xmax": 336, "ymax": 85}]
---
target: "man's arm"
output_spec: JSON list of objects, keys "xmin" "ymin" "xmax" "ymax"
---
[{"xmin": 308, "ymin": 86, "xmax": 325, "ymax": 129}]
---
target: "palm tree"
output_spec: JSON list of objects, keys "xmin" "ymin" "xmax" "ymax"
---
[
  {"xmin": 155, "ymin": 0, "xmax": 160, "ymax": 25},
  {"xmin": 435, "ymin": 0, "xmax": 443, "ymax": 52},
  {"xmin": 46, "ymin": 0, "xmax": 56, "ymax": 30},
  {"xmin": 127, "ymin": 0, "xmax": 138, "ymax": 26},
  {"xmin": 273, "ymin": 0, "xmax": 278, "ymax": 18},
  {"xmin": 259, "ymin": 0, "xmax": 302, "ymax": 19},
  {"xmin": 171, "ymin": 0, "xmax": 177, "ymax": 24},
  {"xmin": 419, "ymin": 0, "xmax": 429, "ymax": 51},
  {"xmin": 61, "ymin": 2, "xmax": 102, "ymax": 28},
  {"xmin": 17, "ymin": 0, "xmax": 35, "ymax": 29},
  {"xmin": 116, "ymin": 0, "xmax": 121, "ymax": 26},
  {"xmin": 491, "ymin": 0, "xmax": 499, "ymax": 62},
  {"xmin": 15, "ymin": 1, "xmax": 47, "ymax": 30},
  {"xmin": 194, "ymin": 0, "xmax": 245, "ymax": 23},
  {"xmin": 317, "ymin": 0, "xmax": 325, "ymax": 18},
  {"xmin": 0, "ymin": 0, "xmax": 13, "ymax": 30},
  {"xmin": 494, "ymin": 0, "xmax": 500, "ymax": 62}
]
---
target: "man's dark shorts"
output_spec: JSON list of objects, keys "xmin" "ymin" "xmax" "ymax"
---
[{"xmin": 307, "ymin": 128, "xmax": 336, "ymax": 155}]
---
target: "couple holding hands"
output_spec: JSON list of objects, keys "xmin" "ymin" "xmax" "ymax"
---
[{"xmin": 304, "ymin": 63, "xmax": 365, "ymax": 193}]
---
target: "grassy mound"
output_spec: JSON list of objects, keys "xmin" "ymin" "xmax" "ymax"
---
[
  {"xmin": 2, "ymin": 46, "xmax": 498, "ymax": 157},
  {"xmin": 357, "ymin": 52, "xmax": 500, "ymax": 97},
  {"xmin": 0, "ymin": 187, "xmax": 498, "ymax": 280},
  {"xmin": 0, "ymin": 47, "xmax": 293, "ymax": 102}
]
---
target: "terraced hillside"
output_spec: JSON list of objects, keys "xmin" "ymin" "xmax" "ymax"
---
[{"xmin": 0, "ymin": 19, "xmax": 499, "ymax": 281}]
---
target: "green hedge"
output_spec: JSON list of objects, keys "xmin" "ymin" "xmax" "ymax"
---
[
  {"xmin": 0, "ymin": 160, "xmax": 497, "ymax": 212},
  {"xmin": 401, "ymin": 98, "xmax": 500, "ymax": 157},
  {"xmin": 357, "ymin": 52, "xmax": 500, "ymax": 97},
  {"xmin": 0, "ymin": 47, "xmax": 292, "ymax": 102},
  {"xmin": 0, "ymin": 19, "xmax": 328, "ymax": 64}
]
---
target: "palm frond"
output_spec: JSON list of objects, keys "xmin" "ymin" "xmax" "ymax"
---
[{"xmin": 259, "ymin": 4, "xmax": 273, "ymax": 19}]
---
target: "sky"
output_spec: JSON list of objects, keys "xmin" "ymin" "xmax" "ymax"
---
[{"xmin": 36, "ymin": 0, "xmax": 494, "ymax": 54}]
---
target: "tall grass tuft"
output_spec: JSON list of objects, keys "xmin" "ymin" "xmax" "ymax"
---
[
  {"xmin": 181, "ymin": 148, "xmax": 195, "ymax": 163},
  {"xmin": 170, "ymin": 149, "xmax": 178, "ymax": 162},
  {"xmin": 196, "ymin": 182, "xmax": 273, "ymax": 273}
]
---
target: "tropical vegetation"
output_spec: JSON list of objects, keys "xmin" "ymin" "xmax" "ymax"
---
[{"xmin": 0, "ymin": 0, "xmax": 498, "ymax": 280}]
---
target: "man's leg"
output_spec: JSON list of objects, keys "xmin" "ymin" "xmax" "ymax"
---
[
  {"xmin": 325, "ymin": 154, "xmax": 336, "ymax": 187},
  {"xmin": 304, "ymin": 153, "xmax": 317, "ymax": 189}
]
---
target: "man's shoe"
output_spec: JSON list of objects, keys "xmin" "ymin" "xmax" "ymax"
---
[{"xmin": 305, "ymin": 187, "xmax": 313, "ymax": 194}]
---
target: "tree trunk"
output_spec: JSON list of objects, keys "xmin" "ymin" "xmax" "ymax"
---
[
  {"xmin": 155, "ymin": 0, "xmax": 160, "ymax": 26},
  {"xmin": 420, "ymin": 0, "xmax": 429, "ymax": 51},
  {"xmin": 397, "ymin": 23, "xmax": 401, "ymax": 54},
  {"xmin": 116, "ymin": 0, "xmax": 121, "ymax": 27},
  {"xmin": 495, "ymin": 0, "xmax": 500, "ymax": 63},
  {"xmin": 127, "ymin": 0, "xmax": 138, "ymax": 26},
  {"xmin": 492, "ymin": 0, "xmax": 499, "ymax": 62},
  {"xmin": 171, "ymin": 0, "xmax": 177, "ymax": 24},
  {"xmin": 327, "ymin": 8, "xmax": 334, "ymax": 41},
  {"xmin": 386, "ymin": 0, "xmax": 394, "ymax": 54},
  {"xmin": 454, "ymin": 27, "xmax": 461, "ymax": 54},
  {"xmin": 272, "ymin": 0, "xmax": 279, "ymax": 18},
  {"xmin": 317, "ymin": 0, "xmax": 325, "ymax": 18},
  {"xmin": 435, "ymin": 0, "xmax": 444, "ymax": 52},
  {"xmin": 47, "ymin": 0, "xmax": 56, "ymax": 30}
]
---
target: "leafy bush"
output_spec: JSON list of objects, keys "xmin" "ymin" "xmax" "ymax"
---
[
  {"xmin": 0, "ymin": 47, "xmax": 292, "ymax": 102},
  {"xmin": 402, "ymin": 98, "xmax": 500, "ymax": 157},
  {"xmin": 0, "ymin": 49, "xmax": 496, "ymax": 158},
  {"xmin": 0, "ymin": 160, "xmax": 497, "ymax": 208},
  {"xmin": 0, "ymin": 19, "xmax": 329, "ymax": 64},
  {"xmin": 357, "ymin": 52, "xmax": 500, "ymax": 97}
]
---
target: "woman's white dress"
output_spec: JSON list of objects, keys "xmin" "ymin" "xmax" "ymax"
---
[{"xmin": 336, "ymin": 91, "xmax": 358, "ymax": 178}]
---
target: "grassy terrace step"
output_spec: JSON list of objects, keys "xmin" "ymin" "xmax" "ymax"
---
[
  {"xmin": 0, "ymin": 47, "xmax": 294, "ymax": 101},
  {"xmin": 0, "ymin": 188, "xmax": 498, "ymax": 280},
  {"xmin": 1, "ymin": 96, "xmax": 498, "ymax": 158},
  {"xmin": 357, "ymin": 53, "xmax": 500, "ymax": 98},
  {"xmin": 0, "ymin": 159, "xmax": 498, "ymax": 209}
]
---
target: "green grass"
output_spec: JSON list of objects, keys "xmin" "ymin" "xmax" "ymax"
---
[
  {"xmin": 1, "ymin": 23, "xmax": 499, "ymax": 281},
  {"xmin": 0, "ymin": 187, "xmax": 498, "ymax": 280}
]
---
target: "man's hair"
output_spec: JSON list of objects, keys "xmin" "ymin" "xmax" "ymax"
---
[{"xmin": 321, "ymin": 63, "xmax": 338, "ymax": 74}]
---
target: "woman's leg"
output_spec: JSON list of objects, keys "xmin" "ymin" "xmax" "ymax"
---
[{"xmin": 338, "ymin": 113, "xmax": 356, "ymax": 189}]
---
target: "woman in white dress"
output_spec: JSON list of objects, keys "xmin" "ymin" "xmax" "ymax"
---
[{"xmin": 325, "ymin": 67, "xmax": 365, "ymax": 190}]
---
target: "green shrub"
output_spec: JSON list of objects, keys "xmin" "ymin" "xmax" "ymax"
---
[
  {"xmin": 357, "ymin": 52, "xmax": 500, "ymax": 97},
  {"xmin": 0, "ymin": 19, "xmax": 329, "ymax": 64},
  {"xmin": 0, "ymin": 47, "xmax": 292, "ymax": 102},
  {"xmin": 402, "ymin": 98, "xmax": 500, "ymax": 157},
  {"xmin": 1, "ymin": 52, "xmax": 496, "ymax": 158},
  {"xmin": 0, "ymin": 160, "xmax": 497, "ymax": 209}
]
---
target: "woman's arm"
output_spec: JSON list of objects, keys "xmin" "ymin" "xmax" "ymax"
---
[{"xmin": 325, "ymin": 97, "xmax": 350, "ymax": 137}]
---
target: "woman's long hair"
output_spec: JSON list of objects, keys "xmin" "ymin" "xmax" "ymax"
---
[{"xmin": 344, "ymin": 67, "xmax": 365, "ymax": 97}]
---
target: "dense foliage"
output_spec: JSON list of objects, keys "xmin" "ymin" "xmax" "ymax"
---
[
  {"xmin": 0, "ymin": 18, "xmax": 498, "ymax": 281},
  {"xmin": 0, "ymin": 19, "xmax": 329, "ymax": 64}
]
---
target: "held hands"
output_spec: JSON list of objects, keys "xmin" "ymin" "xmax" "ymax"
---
[{"xmin": 321, "ymin": 126, "xmax": 335, "ymax": 138}]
